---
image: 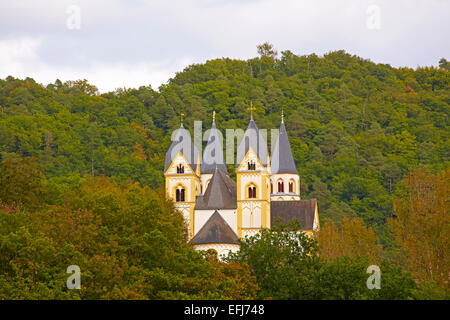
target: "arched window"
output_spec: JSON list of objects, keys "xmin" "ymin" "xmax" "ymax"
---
[
  {"xmin": 175, "ymin": 186, "xmax": 186, "ymax": 202},
  {"xmin": 248, "ymin": 185, "xmax": 257, "ymax": 199},
  {"xmin": 278, "ymin": 180, "xmax": 284, "ymax": 193},
  {"xmin": 176, "ymin": 164, "xmax": 184, "ymax": 174},
  {"xmin": 289, "ymin": 180, "xmax": 294, "ymax": 193},
  {"xmin": 271, "ymin": 182, "xmax": 273, "ymax": 194}
]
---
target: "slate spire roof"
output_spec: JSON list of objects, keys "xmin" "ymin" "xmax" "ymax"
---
[
  {"xmin": 201, "ymin": 119, "xmax": 228, "ymax": 174},
  {"xmin": 236, "ymin": 117, "xmax": 268, "ymax": 168},
  {"xmin": 190, "ymin": 210, "xmax": 239, "ymax": 245},
  {"xmin": 164, "ymin": 124, "xmax": 200, "ymax": 172},
  {"xmin": 271, "ymin": 119, "xmax": 298, "ymax": 174},
  {"xmin": 195, "ymin": 167, "xmax": 237, "ymax": 210}
]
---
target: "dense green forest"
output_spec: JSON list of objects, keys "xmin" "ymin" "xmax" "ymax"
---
[
  {"xmin": 0, "ymin": 47, "xmax": 448, "ymax": 299},
  {"xmin": 1, "ymin": 49, "xmax": 448, "ymax": 238}
]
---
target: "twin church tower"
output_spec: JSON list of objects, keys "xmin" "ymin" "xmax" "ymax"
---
[{"xmin": 164, "ymin": 111, "xmax": 319, "ymax": 258}]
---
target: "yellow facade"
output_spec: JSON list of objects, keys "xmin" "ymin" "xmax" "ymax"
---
[
  {"xmin": 236, "ymin": 147, "xmax": 271, "ymax": 238},
  {"xmin": 164, "ymin": 120, "xmax": 320, "ymax": 250}
]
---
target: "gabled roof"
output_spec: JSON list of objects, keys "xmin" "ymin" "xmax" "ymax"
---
[
  {"xmin": 190, "ymin": 211, "xmax": 239, "ymax": 245},
  {"xmin": 201, "ymin": 120, "xmax": 228, "ymax": 174},
  {"xmin": 195, "ymin": 168, "xmax": 237, "ymax": 210},
  {"xmin": 236, "ymin": 118, "xmax": 268, "ymax": 168},
  {"xmin": 271, "ymin": 120, "xmax": 298, "ymax": 174},
  {"xmin": 164, "ymin": 124, "xmax": 200, "ymax": 173},
  {"xmin": 270, "ymin": 199, "xmax": 317, "ymax": 230}
]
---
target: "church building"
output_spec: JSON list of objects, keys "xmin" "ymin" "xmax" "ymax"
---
[{"xmin": 164, "ymin": 111, "xmax": 319, "ymax": 259}]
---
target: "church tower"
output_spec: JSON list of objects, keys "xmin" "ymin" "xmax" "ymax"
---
[
  {"xmin": 200, "ymin": 111, "xmax": 227, "ymax": 193},
  {"xmin": 164, "ymin": 122, "xmax": 201, "ymax": 240},
  {"xmin": 235, "ymin": 114, "xmax": 271, "ymax": 238},
  {"xmin": 163, "ymin": 108, "xmax": 319, "ymax": 259},
  {"xmin": 270, "ymin": 114, "xmax": 300, "ymax": 201}
]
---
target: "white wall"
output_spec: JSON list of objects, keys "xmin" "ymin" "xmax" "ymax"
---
[
  {"xmin": 193, "ymin": 243, "xmax": 240, "ymax": 261},
  {"xmin": 270, "ymin": 173, "xmax": 300, "ymax": 200}
]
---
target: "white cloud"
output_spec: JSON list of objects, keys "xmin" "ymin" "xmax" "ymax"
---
[
  {"xmin": 0, "ymin": 0, "xmax": 448, "ymax": 92},
  {"xmin": 0, "ymin": 36, "xmax": 193, "ymax": 91}
]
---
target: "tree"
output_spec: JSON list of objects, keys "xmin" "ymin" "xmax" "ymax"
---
[
  {"xmin": 309, "ymin": 256, "xmax": 416, "ymax": 300},
  {"xmin": 257, "ymin": 42, "xmax": 278, "ymax": 59},
  {"xmin": 227, "ymin": 220, "xmax": 416, "ymax": 299},
  {"xmin": 317, "ymin": 216, "xmax": 382, "ymax": 264},
  {"xmin": 226, "ymin": 220, "xmax": 321, "ymax": 299},
  {"xmin": 389, "ymin": 168, "xmax": 449, "ymax": 294},
  {"xmin": 438, "ymin": 58, "xmax": 449, "ymax": 71},
  {"xmin": 0, "ymin": 156, "xmax": 46, "ymax": 210},
  {"xmin": 0, "ymin": 175, "xmax": 259, "ymax": 300}
]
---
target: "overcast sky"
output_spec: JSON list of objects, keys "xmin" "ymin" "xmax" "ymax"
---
[{"xmin": 0, "ymin": 0, "xmax": 448, "ymax": 92}]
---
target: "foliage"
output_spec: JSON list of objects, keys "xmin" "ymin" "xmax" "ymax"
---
[
  {"xmin": 226, "ymin": 220, "xmax": 320, "ymax": 299},
  {"xmin": 317, "ymin": 216, "xmax": 382, "ymax": 264},
  {"xmin": 227, "ymin": 221, "xmax": 417, "ymax": 299},
  {"xmin": 389, "ymin": 168, "xmax": 449, "ymax": 295},
  {"xmin": 0, "ymin": 166, "xmax": 257, "ymax": 299},
  {"xmin": 1, "ymin": 49, "xmax": 447, "ymax": 244},
  {"xmin": 0, "ymin": 45, "xmax": 448, "ymax": 299},
  {"xmin": 0, "ymin": 156, "xmax": 46, "ymax": 210}
]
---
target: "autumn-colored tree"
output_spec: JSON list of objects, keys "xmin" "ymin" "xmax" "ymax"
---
[
  {"xmin": 389, "ymin": 168, "xmax": 449, "ymax": 294},
  {"xmin": 317, "ymin": 216, "xmax": 382, "ymax": 264},
  {"xmin": 0, "ymin": 156, "xmax": 46, "ymax": 210},
  {"xmin": 0, "ymin": 173, "xmax": 259, "ymax": 300}
]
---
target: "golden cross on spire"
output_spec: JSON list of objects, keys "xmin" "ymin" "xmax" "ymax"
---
[
  {"xmin": 247, "ymin": 101, "xmax": 255, "ymax": 119},
  {"xmin": 213, "ymin": 110, "xmax": 216, "ymax": 122},
  {"xmin": 180, "ymin": 112, "xmax": 185, "ymax": 125}
]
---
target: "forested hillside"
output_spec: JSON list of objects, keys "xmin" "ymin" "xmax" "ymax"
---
[
  {"xmin": 0, "ymin": 47, "xmax": 448, "ymax": 299},
  {"xmin": 1, "ymin": 49, "xmax": 448, "ymax": 242}
]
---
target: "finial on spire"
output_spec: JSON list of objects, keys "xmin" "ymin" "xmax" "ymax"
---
[
  {"xmin": 281, "ymin": 107, "xmax": 284, "ymax": 123},
  {"xmin": 180, "ymin": 112, "xmax": 185, "ymax": 126},
  {"xmin": 213, "ymin": 110, "xmax": 216, "ymax": 122},
  {"xmin": 248, "ymin": 102, "xmax": 255, "ymax": 120}
]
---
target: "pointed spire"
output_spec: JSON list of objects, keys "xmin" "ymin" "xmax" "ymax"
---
[
  {"xmin": 195, "ymin": 169, "xmax": 237, "ymax": 210},
  {"xmin": 271, "ymin": 120, "xmax": 298, "ymax": 174},
  {"xmin": 164, "ymin": 122, "xmax": 199, "ymax": 173},
  {"xmin": 201, "ymin": 112, "xmax": 227, "ymax": 174},
  {"xmin": 236, "ymin": 112, "xmax": 268, "ymax": 168}
]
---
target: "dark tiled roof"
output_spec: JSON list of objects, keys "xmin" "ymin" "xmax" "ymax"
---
[
  {"xmin": 164, "ymin": 125, "xmax": 200, "ymax": 172},
  {"xmin": 271, "ymin": 121, "xmax": 298, "ymax": 174},
  {"xmin": 201, "ymin": 121, "xmax": 228, "ymax": 174},
  {"xmin": 236, "ymin": 118, "xmax": 268, "ymax": 168},
  {"xmin": 195, "ymin": 168, "xmax": 237, "ymax": 209},
  {"xmin": 270, "ymin": 199, "xmax": 317, "ymax": 230},
  {"xmin": 190, "ymin": 211, "xmax": 239, "ymax": 245}
]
